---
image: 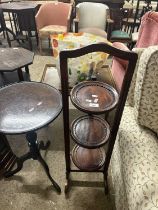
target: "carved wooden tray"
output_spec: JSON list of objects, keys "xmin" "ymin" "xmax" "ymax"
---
[
  {"xmin": 71, "ymin": 145, "xmax": 105, "ymax": 171},
  {"xmin": 71, "ymin": 115, "xmax": 110, "ymax": 148},
  {"xmin": 70, "ymin": 81, "xmax": 118, "ymax": 114}
]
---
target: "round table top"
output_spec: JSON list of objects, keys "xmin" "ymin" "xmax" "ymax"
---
[
  {"xmin": 0, "ymin": 48, "xmax": 34, "ymax": 72},
  {"xmin": 0, "ymin": 82, "xmax": 62, "ymax": 134},
  {"xmin": 1, "ymin": 2, "xmax": 38, "ymax": 11}
]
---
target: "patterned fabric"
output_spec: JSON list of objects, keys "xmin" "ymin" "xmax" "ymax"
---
[
  {"xmin": 79, "ymin": 27, "xmax": 107, "ymax": 38},
  {"xmin": 127, "ymin": 47, "xmax": 145, "ymax": 107},
  {"xmin": 110, "ymin": 45, "xmax": 158, "ymax": 210},
  {"xmin": 51, "ymin": 32, "xmax": 111, "ymax": 87},
  {"xmin": 110, "ymin": 135, "xmax": 128, "ymax": 210},
  {"xmin": 110, "ymin": 106, "xmax": 158, "ymax": 210},
  {"xmin": 134, "ymin": 46, "xmax": 158, "ymax": 134},
  {"xmin": 136, "ymin": 12, "xmax": 158, "ymax": 48},
  {"xmin": 39, "ymin": 25, "xmax": 67, "ymax": 37}
]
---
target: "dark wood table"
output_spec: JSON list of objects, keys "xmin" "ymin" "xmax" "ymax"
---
[
  {"xmin": 0, "ymin": 2, "xmax": 39, "ymax": 50},
  {"xmin": 0, "ymin": 47, "xmax": 34, "ymax": 81},
  {"xmin": 0, "ymin": 81, "xmax": 62, "ymax": 193},
  {"xmin": 0, "ymin": 2, "xmax": 38, "ymax": 11}
]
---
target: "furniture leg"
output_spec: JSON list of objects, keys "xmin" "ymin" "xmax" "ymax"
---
[
  {"xmin": 103, "ymin": 172, "xmax": 108, "ymax": 195},
  {"xmin": 64, "ymin": 171, "xmax": 70, "ymax": 193},
  {"xmin": 12, "ymin": 13, "xmax": 19, "ymax": 37},
  {"xmin": 39, "ymin": 38, "xmax": 42, "ymax": 55},
  {"xmin": 37, "ymin": 153, "xmax": 61, "ymax": 193},
  {"xmin": 17, "ymin": 68, "xmax": 24, "ymax": 81},
  {"xmin": 26, "ymin": 132, "xmax": 61, "ymax": 193},
  {"xmin": 5, "ymin": 30, "xmax": 11, "ymax": 47},
  {"xmin": 25, "ymin": 66, "xmax": 29, "ymax": 74},
  {"xmin": 35, "ymin": 32, "xmax": 39, "ymax": 46},
  {"xmin": 48, "ymin": 38, "xmax": 50, "ymax": 48},
  {"xmin": 8, "ymin": 12, "xmax": 14, "ymax": 34},
  {"xmin": 4, "ymin": 152, "xmax": 31, "ymax": 178},
  {"xmin": 3, "ymin": 30, "xmax": 5, "ymax": 39},
  {"xmin": 27, "ymin": 32, "xmax": 33, "ymax": 51},
  {"xmin": 39, "ymin": 140, "xmax": 50, "ymax": 150}
]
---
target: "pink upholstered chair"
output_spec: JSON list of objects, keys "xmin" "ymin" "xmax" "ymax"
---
[
  {"xmin": 112, "ymin": 11, "xmax": 158, "ymax": 92},
  {"xmin": 132, "ymin": 11, "xmax": 158, "ymax": 48},
  {"xmin": 35, "ymin": 2, "xmax": 72, "ymax": 53}
]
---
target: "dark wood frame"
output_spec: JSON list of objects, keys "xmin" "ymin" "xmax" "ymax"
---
[{"xmin": 59, "ymin": 42, "xmax": 138, "ymax": 193}]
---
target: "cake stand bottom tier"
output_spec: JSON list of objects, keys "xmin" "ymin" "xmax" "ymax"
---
[{"xmin": 71, "ymin": 145, "xmax": 105, "ymax": 171}]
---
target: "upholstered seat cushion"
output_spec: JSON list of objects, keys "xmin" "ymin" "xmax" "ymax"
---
[
  {"xmin": 111, "ymin": 105, "xmax": 158, "ymax": 210},
  {"xmin": 111, "ymin": 30, "xmax": 131, "ymax": 40},
  {"xmin": 39, "ymin": 25, "xmax": 67, "ymax": 37},
  {"xmin": 79, "ymin": 27, "xmax": 107, "ymax": 38}
]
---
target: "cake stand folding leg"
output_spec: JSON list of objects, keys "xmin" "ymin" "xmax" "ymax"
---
[
  {"xmin": 104, "ymin": 173, "xmax": 109, "ymax": 195},
  {"xmin": 64, "ymin": 171, "xmax": 70, "ymax": 194}
]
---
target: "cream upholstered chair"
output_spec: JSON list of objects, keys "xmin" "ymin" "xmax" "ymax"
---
[
  {"xmin": 74, "ymin": 2, "xmax": 108, "ymax": 38},
  {"xmin": 35, "ymin": 2, "xmax": 72, "ymax": 53},
  {"xmin": 110, "ymin": 45, "xmax": 158, "ymax": 210}
]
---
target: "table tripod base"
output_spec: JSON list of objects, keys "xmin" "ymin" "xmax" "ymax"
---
[{"xmin": 5, "ymin": 132, "xmax": 61, "ymax": 194}]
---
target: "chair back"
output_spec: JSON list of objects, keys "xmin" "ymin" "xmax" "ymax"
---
[
  {"xmin": 17, "ymin": 8, "xmax": 37, "ymax": 31},
  {"xmin": 76, "ymin": 2, "xmax": 108, "ymax": 30},
  {"xmin": 35, "ymin": 2, "xmax": 72, "ymax": 30},
  {"xmin": 136, "ymin": 11, "xmax": 158, "ymax": 48}
]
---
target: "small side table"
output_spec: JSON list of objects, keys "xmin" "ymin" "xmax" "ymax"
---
[
  {"xmin": 0, "ymin": 82, "xmax": 62, "ymax": 193},
  {"xmin": 0, "ymin": 47, "xmax": 34, "ymax": 81}
]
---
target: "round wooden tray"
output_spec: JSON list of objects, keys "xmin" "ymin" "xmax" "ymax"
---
[
  {"xmin": 71, "ymin": 115, "xmax": 110, "ymax": 148},
  {"xmin": 71, "ymin": 145, "xmax": 105, "ymax": 171},
  {"xmin": 70, "ymin": 81, "xmax": 119, "ymax": 114}
]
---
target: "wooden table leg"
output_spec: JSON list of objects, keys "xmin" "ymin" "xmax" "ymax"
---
[
  {"xmin": 17, "ymin": 68, "xmax": 24, "ymax": 81},
  {"xmin": 25, "ymin": 66, "xmax": 29, "ymax": 74}
]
